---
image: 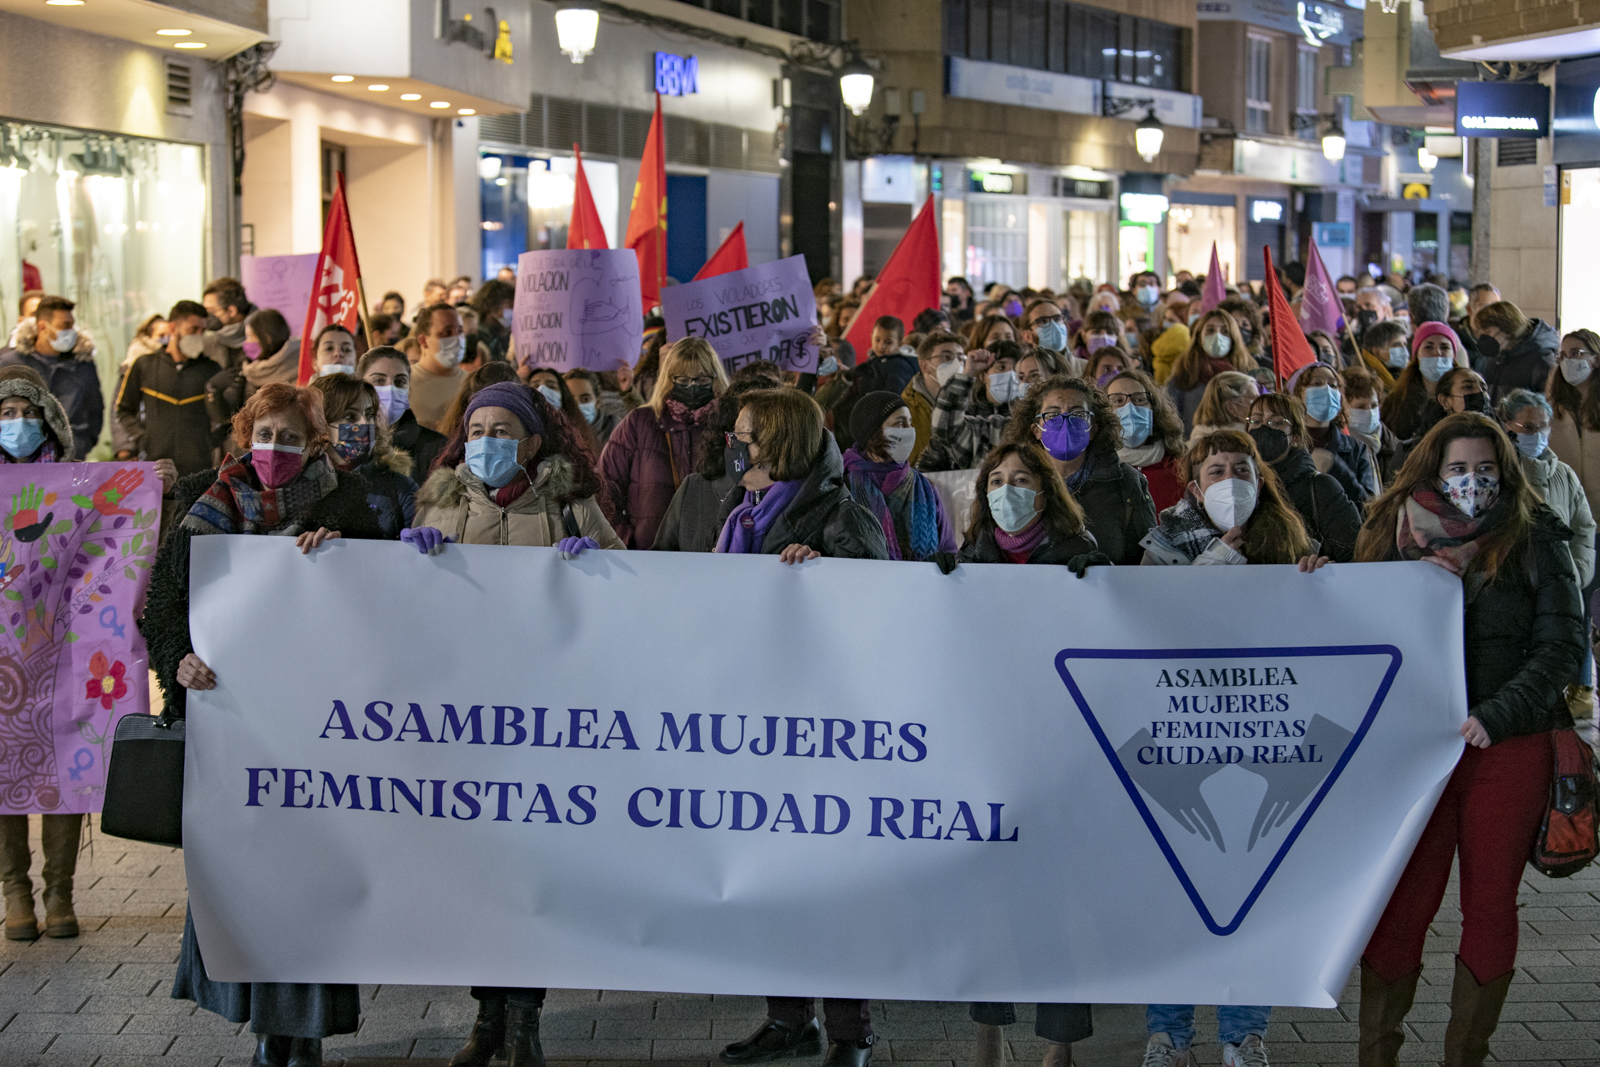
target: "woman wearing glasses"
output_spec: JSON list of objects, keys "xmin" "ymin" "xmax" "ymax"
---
[
  {"xmin": 1289, "ymin": 363, "xmax": 1378, "ymax": 504},
  {"xmin": 1106, "ymin": 369, "xmax": 1185, "ymax": 511},
  {"xmin": 598, "ymin": 337, "xmax": 727, "ymax": 549},
  {"xmin": 1246, "ymin": 393, "xmax": 1364, "ymax": 562},
  {"xmin": 1005, "ymin": 375, "xmax": 1156, "ymax": 565}
]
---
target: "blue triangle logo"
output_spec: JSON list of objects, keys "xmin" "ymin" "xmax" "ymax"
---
[{"xmin": 1057, "ymin": 645, "xmax": 1402, "ymax": 936}]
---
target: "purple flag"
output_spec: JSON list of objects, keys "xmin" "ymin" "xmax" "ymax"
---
[
  {"xmin": 0, "ymin": 463, "xmax": 159, "ymax": 814},
  {"xmin": 1299, "ymin": 242, "xmax": 1344, "ymax": 341},
  {"xmin": 1199, "ymin": 243, "xmax": 1227, "ymax": 314}
]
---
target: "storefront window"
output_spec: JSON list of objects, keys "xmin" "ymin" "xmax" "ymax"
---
[
  {"xmin": 1560, "ymin": 168, "xmax": 1600, "ymax": 337},
  {"xmin": 966, "ymin": 197, "xmax": 1027, "ymax": 290},
  {"xmin": 480, "ymin": 153, "xmax": 618, "ymax": 279},
  {"xmin": 1063, "ymin": 208, "xmax": 1109, "ymax": 286},
  {"xmin": 1166, "ymin": 203, "xmax": 1236, "ymax": 284},
  {"xmin": 0, "ymin": 122, "xmax": 207, "ymax": 451}
]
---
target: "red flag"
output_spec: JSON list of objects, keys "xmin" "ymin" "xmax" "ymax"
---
[
  {"xmin": 1199, "ymin": 242, "xmax": 1226, "ymax": 315},
  {"xmin": 1262, "ymin": 246, "xmax": 1316, "ymax": 388},
  {"xmin": 843, "ymin": 196, "xmax": 941, "ymax": 356},
  {"xmin": 567, "ymin": 145, "xmax": 608, "ymax": 250},
  {"xmin": 297, "ymin": 173, "xmax": 367, "ymax": 384},
  {"xmin": 625, "ymin": 94, "xmax": 667, "ymax": 310},
  {"xmin": 693, "ymin": 222, "xmax": 748, "ymax": 281}
]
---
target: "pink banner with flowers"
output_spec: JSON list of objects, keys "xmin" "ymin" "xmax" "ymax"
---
[{"xmin": 0, "ymin": 464, "xmax": 160, "ymax": 814}]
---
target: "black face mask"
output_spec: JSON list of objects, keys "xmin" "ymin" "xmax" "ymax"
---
[
  {"xmin": 1249, "ymin": 426, "xmax": 1291, "ymax": 463},
  {"xmin": 1459, "ymin": 392, "xmax": 1491, "ymax": 415},
  {"xmin": 1477, "ymin": 334, "xmax": 1501, "ymax": 362},
  {"xmin": 725, "ymin": 437, "xmax": 753, "ymax": 484},
  {"xmin": 1354, "ymin": 309, "xmax": 1379, "ymax": 340},
  {"xmin": 673, "ymin": 381, "xmax": 715, "ymax": 409}
]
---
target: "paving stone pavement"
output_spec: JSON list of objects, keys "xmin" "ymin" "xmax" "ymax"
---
[{"xmin": 0, "ymin": 816, "xmax": 1592, "ymax": 1067}]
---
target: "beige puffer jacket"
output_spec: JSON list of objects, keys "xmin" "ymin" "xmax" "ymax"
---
[{"xmin": 413, "ymin": 453, "xmax": 625, "ymax": 549}]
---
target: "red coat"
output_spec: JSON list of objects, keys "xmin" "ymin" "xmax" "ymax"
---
[
  {"xmin": 598, "ymin": 401, "xmax": 717, "ymax": 549},
  {"xmin": 1138, "ymin": 455, "xmax": 1185, "ymax": 514}
]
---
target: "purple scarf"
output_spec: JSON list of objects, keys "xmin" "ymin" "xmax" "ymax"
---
[{"xmin": 715, "ymin": 479, "xmax": 805, "ymax": 554}]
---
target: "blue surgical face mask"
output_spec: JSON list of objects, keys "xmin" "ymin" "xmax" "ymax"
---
[
  {"xmin": 987, "ymin": 483, "xmax": 1039, "ymax": 534},
  {"xmin": 1516, "ymin": 428, "xmax": 1550, "ymax": 459},
  {"xmin": 1302, "ymin": 384, "xmax": 1342, "ymax": 423},
  {"xmin": 465, "ymin": 434, "xmax": 523, "ymax": 488},
  {"xmin": 1034, "ymin": 321, "xmax": 1068, "ymax": 352},
  {"xmin": 1387, "ymin": 345, "xmax": 1410, "ymax": 369},
  {"xmin": 817, "ymin": 356, "xmax": 839, "ymax": 376},
  {"xmin": 579, "ymin": 401, "xmax": 599, "ymax": 424},
  {"xmin": 1419, "ymin": 356, "xmax": 1453, "ymax": 382},
  {"xmin": 0, "ymin": 418, "xmax": 45, "ymax": 459},
  {"xmin": 1347, "ymin": 407, "xmax": 1381, "ymax": 435},
  {"xmin": 1117, "ymin": 403, "xmax": 1153, "ymax": 448},
  {"xmin": 537, "ymin": 384, "xmax": 562, "ymax": 408}
]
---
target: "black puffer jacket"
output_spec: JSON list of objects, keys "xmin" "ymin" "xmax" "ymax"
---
[
  {"xmin": 1270, "ymin": 447, "xmax": 1362, "ymax": 562},
  {"xmin": 712, "ymin": 436, "xmax": 889, "ymax": 559},
  {"xmin": 1073, "ymin": 447, "xmax": 1157, "ymax": 565},
  {"xmin": 391, "ymin": 409, "xmax": 447, "ymax": 481},
  {"xmin": 1307, "ymin": 425, "xmax": 1377, "ymax": 503},
  {"xmin": 1376, "ymin": 505, "xmax": 1584, "ymax": 743},
  {"xmin": 1483, "ymin": 319, "xmax": 1560, "ymax": 403},
  {"xmin": 141, "ymin": 466, "xmax": 384, "ymax": 719},
  {"xmin": 958, "ymin": 525, "xmax": 1104, "ymax": 568}
]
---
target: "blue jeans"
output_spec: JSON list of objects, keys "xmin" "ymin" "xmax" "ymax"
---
[{"xmin": 1146, "ymin": 1005, "xmax": 1271, "ymax": 1049}]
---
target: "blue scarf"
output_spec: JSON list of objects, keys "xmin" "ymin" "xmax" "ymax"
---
[
  {"xmin": 842, "ymin": 447, "xmax": 941, "ymax": 561},
  {"xmin": 715, "ymin": 479, "xmax": 804, "ymax": 554}
]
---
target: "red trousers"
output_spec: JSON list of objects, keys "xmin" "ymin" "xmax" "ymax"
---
[{"xmin": 1364, "ymin": 730, "xmax": 1552, "ymax": 985}]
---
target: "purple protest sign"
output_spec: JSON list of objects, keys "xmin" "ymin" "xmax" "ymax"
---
[
  {"xmin": 0, "ymin": 464, "xmax": 159, "ymax": 814},
  {"xmin": 512, "ymin": 249, "xmax": 644, "ymax": 373},
  {"xmin": 240, "ymin": 254, "xmax": 320, "ymax": 329},
  {"xmin": 660, "ymin": 255, "xmax": 818, "ymax": 375}
]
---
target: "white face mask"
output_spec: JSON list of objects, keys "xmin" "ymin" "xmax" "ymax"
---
[
  {"xmin": 1387, "ymin": 345, "xmax": 1410, "ymax": 369},
  {"xmin": 433, "ymin": 335, "xmax": 466, "ymax": 368},
  {"xmin": 1202, "ymin": 333, "xmax": 1232, "ymax": 358},
  {"xmin": 1347, "ymin": 407, "xmax": 1381, "ymax": 435},
  {"xmin": 1202, "ymin": 475, "xmax": 1257, "ymax": 530},
  {"xmin": 318, "ymin": 364, "xmax": 356, "ymax": 378},
  {"xmin": 935, "ymin": 360, "xmax": 961, "ymax": 388},
  {"xmin": 987, "ymin": 369, "xmax": 1023, "ymax": 405},
  {"xmin": 48, "ymin": 327, "xmax": 77, "ymax": 354},
  {"xmin": 1561, "ymin": 358, "xmax": 1593, "ymax": 385},
  {"xmin": 177, "ymin": 333, "xmax": 206, "ymax": 359},
  {"xmin": 883, "ymin": 426, "xmax": 917, "ymax": 464}
]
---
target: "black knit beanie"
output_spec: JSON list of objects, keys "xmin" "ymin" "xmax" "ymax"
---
[{"xmin": 850, "ymin": 390, "xmax": 911, "ymax": 449}]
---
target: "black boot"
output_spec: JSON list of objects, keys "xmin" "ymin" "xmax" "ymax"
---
[
  {"xmin": 449, "ymin": 994, "xmax": 508, "ymax": 1067},
  {"xmin": 250, "ymin": 1035, "xmax": 291, "ymax": 1067},
  {"xmin": 721, "ymin": 1018, "xmax": 824, "ymax": 1063},
  {"xmin": 505, "ymin": 1005, "xmax": 547, "ymax": 1067},
  {"xmin": 821, "ymin": 1035, "xmax": 875, "ymax": 1067},
  {"xmin": 285, "ymin": 1037, "xmax": 322, "ymax": 1067}
]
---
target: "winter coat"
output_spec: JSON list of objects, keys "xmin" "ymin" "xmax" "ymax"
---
[
  {"xmin": 1483, "ymin": 319, "xmax": 1559, "ymax": 403},
  {"xmin": 1071, "ymin": 449, "xmax": 1157, "ymax": 566},
  {"xmin": 599, "ymin": 401, "xmax": 717, "ymax": 549},
  {"xmin": 1369, "ymin": 506, "xmax": 1585, "ymax": 744},
  {"xmin": 654, "ymin": 472, "xmax": 734, "ymax": 553},
  {"xmin": 1150, "ymin": 325, "xmax": 1190, "ymax": 385},
  {"xmin": 391, "ymin": 409, "xmax": 448, "ymax": 482},
  {"xmin": 201, "ymin": 320, "xmax": 247, "ymax": 371},
  {"xmin": 356, "ymin": 451, "xmax": 418, "ymax": 540},
  {"xmin": 112, "ymin": 336, "xmax": 165, "ymax": 456},
  {"xmin": 413, "ymin": 453, "xmax": 624, "ymax": 549},
  {"xmin": 901, "ymin": 373, "xmax": 936, "ymax": 468},
  {"xmin": 115, "ymin": 349, "xmax": 221, "ymax": 476},
  {"xmin": 916, "ymin": 374, "xmax": 1010, "ymax": 473},
  {"xmin": 1165, "ymin": 376, "xmax": 1211, "ymax": 435},
  {"xmin": 1121, "ymin": 448, "xmax": 1184, "ymax": 513},
  {"xmin": 711, "ymin": 436, "xmax": 889, "ymax": 559},
  {"xmin": 1349, "ymin": 422, "xmax": 1404, "ymax": 489},
  {"xmin": 205, "ymin": 339, "xmax": 299, "ymax": 454},
  {"xmin": 1268, "ymin": 447, "xmax": 1362, "ymax": 563},
  {"xmin": 590, "ymin": 399, "xmax": 626, "ymax": 449},
  {"xmin": 1307, "ymin": 425, "xmax": 1378, "ymax": 503},
  {"xmin": 140, "ymin": 465, "xmax": 383, "ymax": 719},
  {"xmin": 0, "ymin": 322, "xmax": 104, "ymax": 459},
  {"xmin": 830, "ymin": 352, "xmax": 921, "ymax": 451},
  {"xmin": 1520, "ymin": 447, "xmax": 1596, "ymax": 588},
  {"xmin": 957, "ymin": 525, "xmax": 1101, "ymax": 566},
  {"xmin": 1548, "ymin": 411, "xmax": 1600, "ymax": 528}
]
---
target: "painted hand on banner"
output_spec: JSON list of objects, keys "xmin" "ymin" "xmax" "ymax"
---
[
  {"xmin": 1117, "ymin": 727, "xmax": 1227, "ymax": 851},
  {"xmin": 91, "ymin": 469, "xmax": 144, "ymax": 517},
  {"xmin": 1245, "ymin": 713, "xmax": 1354, "ymax": 851},
  {"xmin": 8, "ymin": 485, "xmax": 51, "ymax": 543}
]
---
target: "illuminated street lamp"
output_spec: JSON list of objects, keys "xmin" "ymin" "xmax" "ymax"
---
[
  {"xmin": 1322, "ymin": 124, "xmax": 1347, "ymax": 162},
  {"xmin": 839, "ymin": 57, "xmax": 875, "ymax": 116},
  {"xmin": 554, "ymin": 7, "xmax": 599, "ymax": 63},
  {"xmin": 1135, "ymin": 108, "xmax": 1164, "ymax": 163}
]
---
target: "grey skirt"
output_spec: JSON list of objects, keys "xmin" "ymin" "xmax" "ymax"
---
[{"xmin": 172, "ymin": 906, "xmax": 360, "ymax": 1038}]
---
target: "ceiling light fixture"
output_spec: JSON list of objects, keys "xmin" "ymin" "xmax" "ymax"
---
[
  {"xmin": 400, "ymin": 93, "xmax": 421, "ymax": 101},
  {"xmin": 429, "ymin": 101, "xmax": 450, "ymax": 109},
  {"xmin": 173, "ymin": 41, "xmax": 205, "ymax": 48},
  {"xmin": 155, "ymin": 28, "xmax": 191, "ymax": 36},
  {"xmin": 458, "ymin": 108, "xmax": 476, "ymax": 115},
  {"xmin": 367, "ymin": 84, "xmax": 389, "ymax": 91},
  {"xmin": 45, "ymin": 1, "xmax": 85, "ymax": 6},
  {"xmin": 331, "ymin": 75, "xmax": 354, "ymax": 83}
]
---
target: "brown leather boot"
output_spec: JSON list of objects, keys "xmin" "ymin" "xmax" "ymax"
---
[
  {"xmin": 0, "ymin": 815, "xmax": 36, "ymax": 940},
  {"xmin": 1442, "ymin": 956, "xmax": 1513, "ymax": 1067},
  {"xmin": 39, "ymin": 814, "xmax": 80, "ymax": 938},
  {"xmin": 1358, "ymin": 958, "xmax": 1420, "ymax": 1067}
]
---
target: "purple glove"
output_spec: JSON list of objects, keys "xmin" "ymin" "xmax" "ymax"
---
[
  {"xmin": 558, "ymin": 535, "xmax": 600, "ymax": 559},
  {"xmin": 400, "ymin": 526, "xmax": 451, "ymax": 555}
]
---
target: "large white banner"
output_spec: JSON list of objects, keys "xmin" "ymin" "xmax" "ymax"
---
[{"xmin": 183, "ymin": 538, "xmax": 1465, "ymax": 1007}]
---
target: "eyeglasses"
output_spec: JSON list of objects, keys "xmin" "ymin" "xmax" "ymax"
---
[
  {"xmin": 673, "ymin": 375, "xmax": 715, "ymax": 388},
  {"xmin": 1038, "ymin": 410, "xmax": 1092, "ymax": 429},
  {"xmin": 1029, "ymin": 313, "xmax": 1065, "ymax": 327},
  {"xmin": 1107, "ymin": 392, "xmax": 1151, "ymax": 408},
  {"xmin": 1246, "ymin": 415, "xmax": 1293, "ymax": 433},
  {"xmin": 1566, "ymin": 351, "xmax": 1597, "ymax": 360}
]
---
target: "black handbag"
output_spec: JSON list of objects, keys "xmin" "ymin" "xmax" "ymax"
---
[{"xmin": 100, "ymin": 711, "xmax": 185, "ymax": 848}]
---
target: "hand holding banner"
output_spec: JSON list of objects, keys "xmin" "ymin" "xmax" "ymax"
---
[
  {"xmin": 512, "ymin": 249, "xmax": 644, "ymax": 373},
  {"xmin": 661, "ymin": 255, "xmax": 818, "ymax": 374}
]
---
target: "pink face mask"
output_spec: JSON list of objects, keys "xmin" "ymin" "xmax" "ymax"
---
[
  {"xmin": 242, "ymin": 340, "xmax": 263, "ymax": 361},
  {"xmin": 251, "ymin": 443, "xmax": 305, "ymax": 488}
]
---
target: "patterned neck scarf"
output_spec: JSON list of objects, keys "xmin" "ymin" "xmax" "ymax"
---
[
  {"xmin": 182, "ymin": 453, "xmax": 338, "ymax": 536},
  {"xmin": 1396, "ymin": 485, "xmax": 1502, "ymax": 597},
  {"xmin": 842, "ymin": 447, "xmax": 940, "ymax": 561}
]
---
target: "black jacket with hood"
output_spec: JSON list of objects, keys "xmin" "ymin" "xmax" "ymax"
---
[
  {"xmin": 1269, "ymin": 446, "xmax": 1362, "ymax": 562},
  {"xmin": 1483, "ymin": 318, "xmax": 1560, "ymax": 402},
  {"xmin": 712, "ymin": 436, "xmax": 889, "ymax": 559},
  {"xmin": 1071, "ymin": 444, "xmax": 1158, "ymax": 565}
]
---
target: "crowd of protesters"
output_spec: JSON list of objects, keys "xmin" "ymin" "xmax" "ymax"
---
[{"xmin": 0, "ymin": 261, "xmax": 1586, "ymax": 1067}]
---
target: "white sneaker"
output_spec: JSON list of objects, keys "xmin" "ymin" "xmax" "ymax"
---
[
  {"xmin": 1222, "ymin": 1034, "xmax": 1269, "ymax": 1067},
  {"xmin": 1141, "ymin": 1033, "xmax": 1192, "ymax": 1067}
]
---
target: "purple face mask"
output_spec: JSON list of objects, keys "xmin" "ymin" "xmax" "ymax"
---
[
  {"xmin": 1003, "ymin": 298, "xmax": 1024, "ymax": 317},
  {"xmin": 1086, "ymin": 333, "xmax": 1115, "ymax": 352},
  {"xmin": 1096, "ymin": 368, "xmax": 1121, "ymax": 387},
  {"xmin": 1039, "ymin": 412, "xmax": 1091, "ymax": 461}
]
